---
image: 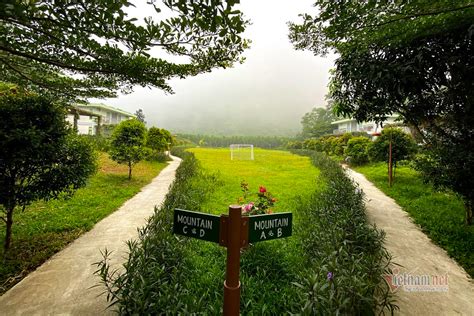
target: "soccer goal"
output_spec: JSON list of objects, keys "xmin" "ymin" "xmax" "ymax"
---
[{"xmin": 230, "ymin": 144, "xmax": 254, "ymax": 160}]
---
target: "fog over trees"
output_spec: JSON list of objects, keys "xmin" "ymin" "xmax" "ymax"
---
[{"xmin": 92, "ymin": 0, "xmax": 335, "ymax": 136}]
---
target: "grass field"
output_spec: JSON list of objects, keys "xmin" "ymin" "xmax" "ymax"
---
[
  {"xmin": 354, "ymin": 162, "xmax": 474, "ymax": 278},
  {"xmin": 189, "ymin": 148, "xmax": 320, "ymax": 218},
  {"xmin": 184, "ymin": 148, "xmax": 322, "ymax": 312},
  {"xmin": 0, "ymin": 153, "xmax": 167, "ymax": 294},
  {"xmin": 97, "ymin": 148, "xmax": 393, "ymax": 314}
]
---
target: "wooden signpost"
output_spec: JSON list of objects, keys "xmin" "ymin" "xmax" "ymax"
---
[{"xmin": 173, "ymin": 206, "xmax": 293, "ymax": 315}]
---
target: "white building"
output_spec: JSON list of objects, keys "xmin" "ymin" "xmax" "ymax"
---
[
  {"xmin": 67, "ymin": 103, "xmax": 136, "ymax": 135},
  {"xmin": 331, "ymin": 115, "xmax": 402, "ymax": 136}
]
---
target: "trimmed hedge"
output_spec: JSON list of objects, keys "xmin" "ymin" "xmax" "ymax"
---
[
  {"xmin": 293, "ymin": 151, "xmax": 396, "ymax": 314},
  {"xmin": 96, "ymin": 151, "xmax": 396, "ymax": 314},
  {"xmin": 95, "ymin": 153, "xmax": 218, "ymax": 314}
]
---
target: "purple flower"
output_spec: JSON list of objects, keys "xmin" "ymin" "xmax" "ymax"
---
[{"xmin": 327, "ymin": 272, "xmax": 333, "ymax": 281}]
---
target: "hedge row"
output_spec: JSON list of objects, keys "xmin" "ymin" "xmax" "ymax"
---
[
  {"xmin": 96, "ymin": 151, "xmax": 396, "ymax": 314},
  {"xmin": 292, "ymin": 151, "xmax": 397, "ymax": 314},
  {"xmin": 95, "ymin": 152, "xmax": 218, "ymax": 314},
  {"xmin": 288, "ymin": 128, "xmax": 417, "ymax": 166}
]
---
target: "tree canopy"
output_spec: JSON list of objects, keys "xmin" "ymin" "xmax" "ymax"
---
[
  {"xmin": 300, "ymin": 107, "xmax": 334, "ymax": 139},
  {"xmin": 0, "ymin": 89, "xmax": 97, "ymax": 250},
  {"xmin": 0, "ymin": 0, "xmax": 249, "ymax": 99},
  {"xmin": 289, "ymin": 1, "xmax": 474, "ymax": 224},
  {"xmin": 110, "ymin": 119, "xmax": 147, "ymax": 180},
  {"xmin": 147, "ymin": 127, "xmax": 173, "ymax": 153}
]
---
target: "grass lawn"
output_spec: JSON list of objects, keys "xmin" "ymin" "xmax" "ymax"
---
[
  {"xmin": 185, "ymin": 148, "xmax": 322, "ymax": 312},
  {"xmin": 354, "ymin": 162, "xmax": 474, "ymax": 278},
  {"xmin": 0, "ymin": 153, "xmax": 167, "ymax": 294}
]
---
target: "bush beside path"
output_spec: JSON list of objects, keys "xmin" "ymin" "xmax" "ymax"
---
[
  {"xmin": 345, "ymin": 167, "xmax": 474, "ymax": 315},
  {"xmin": 0, "ymin": 157, "xmax": 181, "ymax": 315}
]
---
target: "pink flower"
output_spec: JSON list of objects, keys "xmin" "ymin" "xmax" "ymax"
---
[
  {"xmin": 259, "ymin": 186, "xmax": 267, "ymax": 193},
  {"xmin": 243, "ymin": 202, "xmax": 254, "ymax": 212}
]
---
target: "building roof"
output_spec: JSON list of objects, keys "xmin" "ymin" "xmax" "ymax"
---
[
  {"xmin": 331, "ymin": 114, "xmax": 400, "ymax": 125},
  {"xmin": 75, "ymin": 103, "xmax": 136, "ymax": 117}
]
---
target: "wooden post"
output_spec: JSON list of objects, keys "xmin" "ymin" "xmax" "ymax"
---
[
  {"xmin": 223, "ymin": 205, "xmax": 242, "ymax": 316},
  {"xmin": 388, "ymin": 138, "xmax": 393, "ymax": 187}
]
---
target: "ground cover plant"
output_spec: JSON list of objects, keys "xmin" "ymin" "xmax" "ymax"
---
[
  {"xmin": 354, "ymin": 162, "xmax": 474, "ymax": 278},
  {"xmin": 97, "ymin": 148, "xmax": 394, "ymax": 314},
  {"xmin": 0, "ymin": 153, "xmax": 167, "ymax": 294}
]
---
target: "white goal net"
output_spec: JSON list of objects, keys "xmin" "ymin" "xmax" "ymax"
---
[{"xmin": 230, "ymin": 144, "xmax": 254, "ymax": 160}]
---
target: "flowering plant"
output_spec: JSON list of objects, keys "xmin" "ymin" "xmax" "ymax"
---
[{"xmin": 238, "ymin": 180, "xmax": 276, "ymax": 216}]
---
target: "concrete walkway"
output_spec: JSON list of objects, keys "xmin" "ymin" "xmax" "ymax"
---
[
  {"xmin": 0, "ymin": 156, "xmax": 181, "ymax": 315},
  {"xmin": 345, "ymin": 168, "xmax": 474, "ymax": 316}
]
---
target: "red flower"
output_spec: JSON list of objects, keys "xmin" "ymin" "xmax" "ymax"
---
[{"xmin": 259, "ymin": 186, "xmax": 267, "ymax": 193}]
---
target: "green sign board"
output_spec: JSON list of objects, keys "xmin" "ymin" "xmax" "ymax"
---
[
  {"xmin": 248, "ymin": 212, "xmax": 292, "ymax": 243},
  {"xmin": 173, "ymin": 209, "xmax": 220, "ymax": 243}
]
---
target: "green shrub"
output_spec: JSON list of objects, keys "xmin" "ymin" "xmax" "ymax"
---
[
  {"xmin": 95, "ymin": 153, "xmax": 218, "ymax": 314},
  {"xmin": 345, "ymin": 136, "xmax": 371, "ymax": 165},
  {"xmin": 97, "ymin": 150, "xmax": 396, "ymax": 314},
  {"xmin": 79, "ymin": 135, "xmax": 111, "ymax": 152},
  {"xmin": 294, "ymin": 152, "xmax": 396, "ymax": 314},
  {"xmin": 286, "ymin": 140, "xmax": 303, "ymax": 149},
  {"xmin": 109, "ymin": 119, "xmax": 147, "ymax": 179},
  {"xmin": 367, "ymin": 128, "xmax": 417, "ymax": 166}
]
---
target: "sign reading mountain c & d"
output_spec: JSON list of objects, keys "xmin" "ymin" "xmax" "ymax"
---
[
  {"xmin": 173, "ymin": 209, "xmax": 220, "ymax": 243},
  {"xmin": 248, "ymin": 212, "xmax": 292, "ymax": 243}
]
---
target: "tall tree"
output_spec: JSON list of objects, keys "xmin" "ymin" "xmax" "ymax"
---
[
  {"xmin": 135, "ymin": 109, "xmax": 146, "ymax": 125},
  {"xmin": 0, "ymin": 87, "xmax": 97, "ymax": 251},
  {"xmin": 300, "ymin": 107, "xmax": 334, "ymax": 138},
  {"xmin": 0, "ymin": 0, "xmax": 249, "ymax": 100},
  {"xmin": 289, "ymin": 2, "xmax": 474, "ymax": 225}
]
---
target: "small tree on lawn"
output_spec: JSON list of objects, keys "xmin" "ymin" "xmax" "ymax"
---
[
  {"xmin": 110, "ymin": 119, "xmax": 147, "ymax": 180},
  {"xmin": 368, "ymin": 127, "xmax": 417, "ymax": 181},
  {"xmin": 0, "ymin": 90, "xmax": 97, "ymax": 252},
  {"xmin": 147, "ymin": 127, "xmax": 173, "ymax": 154}
]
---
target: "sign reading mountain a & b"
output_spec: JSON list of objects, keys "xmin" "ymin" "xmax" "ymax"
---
[
  {"xmin": 172, "ymin": 207, "xmax": 292, "ymax": 316},
  {"xmin": 248, "ymin": 212, "xmax": 292, "ymax": 243}
]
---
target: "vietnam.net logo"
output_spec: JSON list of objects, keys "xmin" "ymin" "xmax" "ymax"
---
[{"xmin": 384, "ymin": 268, "xmax": 449, "ymax": 292}]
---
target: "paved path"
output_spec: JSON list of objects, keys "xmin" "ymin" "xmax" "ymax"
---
[
  {"xmin": 0, "ymin": 156, "xmax": 181, "ymax": 315},
  {"xmin": 345, "ymin": 168, "xmax": 474, "ymax": 316}
]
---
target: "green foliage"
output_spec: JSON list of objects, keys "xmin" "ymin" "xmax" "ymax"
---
[
  {"xmin": 0, "ymin": 92, "xmax": 97, "ymax": 251},
  {"xmin": 134, "ymin": 109, "xmax": 146, "ymax": 124},
  {"xmin": 110, "ymin": 119, "xmax": 147, "ymax": 179},
  {"xmin": 95, "ymin": 153, "xmax": 213, "ymax": 314},
  {"xmin": 1, "ymin": 154, "xmax": 167, "ymax": 294},
  {"xmin": 354, "ymin": 162, "xmax": 474, "ymax": 278},
  {"xmin": 178, "ymin": 134, "xmax": 290, "ymax": 149},
  {"xmin": 345, "ymin": 137, "xmax": 371, "ymax": 165},
  {"xmin": 289, "ymin": 1, "xmax": 474, "ymax": 55},
  {"xmin": 300, "ymin": 107, "xmax": 335, "ymax": 138},
  {"xmin": 0, "ymin": 1, "xmax": 249, "ymax": 99},
  {"xmin": 290, "ymin": 2, "xmax": 474, "ymax": 223},
  {"xmin": 79, "ymin": 135, "xmax": 111, "ymax": 152},
  {"xmin": 294, "ymin": 152, "xmax": 396, "ymax": 314},
  {"xmin": 96, "ymin": 148, "xmax": 395, "ymax": 313},
  {"xmin": 414, "ymin": 144, "xmax": 474, "ymax": 225},
  {"xmin": 147, "ymin": 127, "xmax": 173, "ymax": 152},
  {"xmin": 368, "ymin": 128, "xmax": 417, "ymax": 166}
]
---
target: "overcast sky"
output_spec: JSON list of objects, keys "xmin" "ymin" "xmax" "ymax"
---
[{"xmin": 92, "ymin": 0, "xmax": 335, "ymax": 136}]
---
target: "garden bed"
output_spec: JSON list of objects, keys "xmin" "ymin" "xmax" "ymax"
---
[
  {"xmin": 97, "ymin": 148, "xmax": 395, "ymax": 314},
  {"xmin": 0, "ymin": 153, "xmax": 167, "ymax": 294}
]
